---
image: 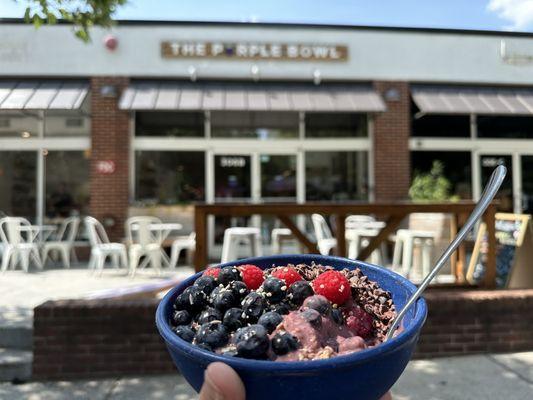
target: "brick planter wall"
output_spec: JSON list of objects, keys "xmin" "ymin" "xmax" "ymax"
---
[{"xmin": 33, "ymin": 289, "xmax": 533, "ymax": 380}]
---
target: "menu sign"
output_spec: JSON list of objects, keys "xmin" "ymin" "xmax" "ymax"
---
[{"xmin": 161, "ymin": 41, "xmax": 348, "ymax": 61}]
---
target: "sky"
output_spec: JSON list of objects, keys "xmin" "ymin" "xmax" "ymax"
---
[{"xmin": 1, "ymin": 0, "xmax": 533, "ymax": 32}]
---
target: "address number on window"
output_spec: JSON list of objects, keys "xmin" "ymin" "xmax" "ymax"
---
[{"xmin": 220, "ymin": 157, "xmax": 247, "ymax": 168}]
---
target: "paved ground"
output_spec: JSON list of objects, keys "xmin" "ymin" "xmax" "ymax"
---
[
  {"xmin": 0, "ymin": 264, "xmax": 194, "ymax": 328},
  {"xmin": 0, "ymin": 352, "xmax": 531, "ymax": 399}
]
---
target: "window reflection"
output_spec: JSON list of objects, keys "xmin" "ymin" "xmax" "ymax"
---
[
  {"xmin": 45, "ymin": 151, "xmax": 90, "ymax": 219},
  {"xmin": 305, "ymin": 113, "xmax": 367, "ymax": 138},
  {"xmin": 211, "ymin": 112, "xmax": 298, "ymax": 139},
  {"xmin": 135, "ymin": 151, "xmax": 205, "ymax": 205},
  {"xmin": 306, "ymin": 151, "xmax": 368, "ymax": 201},
  {"xmin": 0, "ymin": 151, "xmax": 37, "ymax": 220},
  {"xmin": 136, "ymin": 112, "xmax": 204, "ymax": 137},
  {"xmin": 0, "ymin": 111, "xmax": 39, "ymax": 138}
]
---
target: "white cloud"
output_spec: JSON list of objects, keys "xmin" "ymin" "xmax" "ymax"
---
[{"xmin": 488, "ymin": 0, "xmax": 533, "ymax": 30}]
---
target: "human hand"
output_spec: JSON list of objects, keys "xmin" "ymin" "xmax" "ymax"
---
[{"xmin": 199, "ymin": 362, "xmax": 392, "ymax": 400}]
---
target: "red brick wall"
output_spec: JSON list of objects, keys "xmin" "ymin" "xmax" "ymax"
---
[
  {"xmin": 89, "ymin": 77, "xmax": 131, "ymax": 241},
  {"xmin": 32, "ymin": 289, "xmax": 533, "ymax": 380},
  {"xmin": 372, "ymin": 81, "xmax": 411, "ymax": 202}
]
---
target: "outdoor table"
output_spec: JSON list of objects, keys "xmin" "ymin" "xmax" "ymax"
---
[
  {"xmin": 18, "ymin": 224, "xmax": 57, "ymax": 244},
  {"xmin": 130, "ymin": 222, "xmax": 183, "ymax": 268}
]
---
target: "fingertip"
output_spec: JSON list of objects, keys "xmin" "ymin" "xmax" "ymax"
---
[{"xmin": 205, "ymin": 362, "xmax": 246, "ymax": 400}]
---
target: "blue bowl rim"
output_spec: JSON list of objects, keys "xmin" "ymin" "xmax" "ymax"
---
[{"xmin": 156, "ymin": 254, "xmax": 428, "ymax": 371}]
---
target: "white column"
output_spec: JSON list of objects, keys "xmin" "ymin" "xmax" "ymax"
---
[
  {"xmin": 36, "ymin": 110, "xmax": 45, "ymax": 225},
  {"xmin": 128, "ymin": 111, "xmax": 136, "ymax": 201},
  {"xmin": 513, "ymin": 152, "xmax": 522, "ymax": 213},
  {"xmin": 367, "ymin": 115, "xmax": 375, "ymax": 202}
]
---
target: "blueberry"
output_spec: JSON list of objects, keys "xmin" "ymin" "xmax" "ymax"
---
[
  {"xmin": 269, "ymin": 302, "xmax": 290, "ymax": 315},
  {"xmin": 197, "ymin": 307, "xmax": 223, "ymax": 325},
  {"xmin": 218, "ymin": 266, "xmax": 242, "ymax": 286},
  {"xmin": 258, "ymin": 311, "xmax": 283, "ymax": 334},
  {"xmin": 182, "ymin": 286, "xmax": 207, "ymax": 312},
  {"xmin": 302, "ymin": 308, "xmax": 322, "ymax": 328},
  {"xmin": 195, "ymin": 321, "xmax": 229, "ymax": 350},
  {"xmin": 234, "ymin": 324, "xmax": 270, "ymax": 359},
  {"xmin": 271, "ymin": 331, "xmax": 299, "ymax": 355},
  {"xmin": 261, "ymin": 277, "xmax": 286, "ymax": 303},
  {"xmin": 303, "ymin": 295, "xmax": 331, "ymax": 316},
  {"xmin": 241, "ymin": 292, "xmax": 266, "ymax": 322},
  {"xmin": 173, "ymin": 292, "xmax": 190, "ymax": 311},
  {"xmin": 227, "ymin": 281, "xmax": 249, "ymax": 301},
  {"xmin": 331, "ymin": 308, "xmax": 344, "ymax": 325},
  {"xmin": 212, "ymin": 289, "xmax": 237, "ymax": 312},
  {"xmin": 288, "ymin": 280, "xmax": 314, "ymax": 307},
  {"xmin": 172, "ymin": 310, "xmax": 191, "ymax": 326},
  {"xmin": 174, "ymin": 325, "xmax": 195, "ymax": 343},
  {"xmin": 194, "ymin": 275, "xmax": 217, "ymax": 295},
  {"xmin": 223, "ymin": 307, "xmax": 244, "ymax": 331}
]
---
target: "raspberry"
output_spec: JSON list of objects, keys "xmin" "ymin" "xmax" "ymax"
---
[
  {"xmin": 203, "ymin": 267, "xmax": 220, "ymax": 279},
  {"xmin": 312, "ymin": 270, "xmax": 351, "ymax": 305},
  {"xmin": 271, "ymin": 267, "xmax": 303, "ymax": 287},
  {"xmin": 345, "ymin": 307, "xmax": 374, "ymax": 338},
  {"xmin": 239, "ymin": 264, "xmax": 264, "ymax": 290}
]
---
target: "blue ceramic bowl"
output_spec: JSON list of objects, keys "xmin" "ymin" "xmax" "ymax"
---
[{"xmin": 156, "ymin": 254, "xmax": 427, "ymax": 400}]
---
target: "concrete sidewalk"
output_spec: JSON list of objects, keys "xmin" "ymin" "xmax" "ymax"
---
[{"xmin": 0, "ymin": 352, "xmax": 531, "ymax": 399}]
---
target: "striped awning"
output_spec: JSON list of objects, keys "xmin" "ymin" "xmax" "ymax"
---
[
  {"xmin": 412, "ymin": 85, "xmax": 533, "ymax": 115},
  {"xmin": 0, "ymin": 81, "xmax": 89, "ymax": 110},
  {"xmin": 119, "ymin": 81, "xmax": 386, "ymax": 112}
]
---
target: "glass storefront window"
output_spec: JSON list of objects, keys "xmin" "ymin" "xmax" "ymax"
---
[
  {"xmin": 0, "ymin": 151, "xmax": 37, "ymax": 220},
  {"xmin": 412, "ymin": 102, "xmax": 470, "ymax": 137},
  {"xmin": 45, "ymin": 151, "xmax": 90, "ymax": 219},
  {"xmin": 136, "ymin": 112, "xmax": 204, "ymax": 137},
  {"xmin": 0, "ymin": 111, "xmax": 40, "ymax": 138},
  {"xmin": 477, "ymin": 116, "xmax": 533, "ymax": 138},
  {"xmin": 305, "ymin": 113, "xmax": 367, "ymax": 138},
  {"xmin": 261, "ymin": 154, "xmax": 297, "ymax": 201},
  {"xmin": 411, "ymin": 151, "xmax": 472, "ymax": 199},
  {"xmin": 135, "ymin": 151, "xmax": 205, "ymax": 205},
  {"xmin": 306, "ymin": 151, "xmax": 368, "ymax": 201},
  {"xmin": 211, "ymin": 111, "xmax": 298, "ymax": 139},
  {"xmin": 44, "ymin": 107, "xmax": 90, "ymax": 137}
]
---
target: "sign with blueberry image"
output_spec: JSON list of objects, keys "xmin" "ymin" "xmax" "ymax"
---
[{"xmin": 467, "ymin": 213, "xmax": 533, "ymax": 288}]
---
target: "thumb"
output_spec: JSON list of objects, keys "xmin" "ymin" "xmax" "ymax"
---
[{"xmin": 199, "ymin": 362, "xmax": 246, "ymax": 400}]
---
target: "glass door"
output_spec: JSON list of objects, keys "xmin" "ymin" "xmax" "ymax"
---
[
  {"xmin": 213, "ymin": 154, "xmax": 252, "ymax": 243},
  {"xmin": 521, "ymin": 155, "xmax": 533, "ymax": 214},
  {"xmin": 479, "ymin": 154, "xmax": 514, "ymax": 212}
]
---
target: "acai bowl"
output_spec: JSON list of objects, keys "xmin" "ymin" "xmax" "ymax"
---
[{"xmin": 156, "ymin": 254, "xmax": 427, "ymax": 400}]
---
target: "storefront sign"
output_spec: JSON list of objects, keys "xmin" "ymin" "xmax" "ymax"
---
[
  {"xmin": 220, "ymin": 157, "xmax": 247, "ymax": 168},
  {"xmin": 96, "ymin": 160, "xmax": 116, "ymax": 175},
  {"xmin": 161, "ymin": 41, "xmax": 348, "ymax": 61}
]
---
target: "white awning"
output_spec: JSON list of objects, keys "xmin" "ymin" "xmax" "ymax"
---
[
  {"xmin": 412, "ymin": 85, "xmax": 533, "ymax": 115},
  {"xmin": 119, "ymin": 81, "xmax": 386, "ymax": 112},
  {"xmin": 0, "ymin": 81, "xmax": 89, "ymax": 110}
]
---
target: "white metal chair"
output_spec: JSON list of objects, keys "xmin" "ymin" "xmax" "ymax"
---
[
  {"xmin": 345, "ymin": 215, "xmax": 376, "ymax": 229},
  {"xmin": 221, "ymin": 227, "xmax": 262, "ymax": 263},
  {"xmin": 0, "ymin": 217, "xmax": 42, "ymax": 273},
  {"xmin": 311, "ymin": 214, "xmax": 337, "ymax": 255},
  {"xmin": 392, "ymin": 229, "xmax": 436, "ymax": 278},
  {"xmin": 169, "ymin": 232, "xmax": 196, "ymax": 268},
  {"xmin": 126, "ymin": 216, "xmax": 164, "ymax": 277},
  {"xmin": 85, "ymin": 216, "xmax": 127, "ymax": 276},
  {"xmin": 41, "ymin": 216, "xmax": 80, "ymax": 268}
]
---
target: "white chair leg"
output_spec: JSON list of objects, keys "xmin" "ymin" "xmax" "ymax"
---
[
  {"xmin": 401, "ymin": 237, "xmax": 414, "ymax": 278},
  {"xmin": 129, "ymin": 250, "xmax": 141, "ymax": 277},
  {"xmin": 151, "ymin": 250, "xmax": 162, "ymax": 276},
  {"xmin": 31, "ymin": 248, "xmax": 43, "ymax": 269},
  {"xmin": 253, "ymin": 233, "xmax": 262, "ymax": 257},
  {"xmin": 41, "ymin": 247, "xmax": 50, "ymax": 267},
  {"xmin": 169, "ymin": 245, "xmax": 182, "ymax": 269},
  {"xmin": 111, "ymin": 253, "xmax": 120, "ymax": 269},
  {"xmin": 20, "ymin": 251, "xmax": 30, "ymax": 272},
  {"xmin": 96, "ymin": 254, "xmax": 106, "ymax": 277},
  {"xmin": 60, "ymin": 247, "xmax": 70, "ymax": 269},
  {"xmin": 392, "ymin": 238, "xmax": 402, "ymax": 269},
  {"xmin": 221, "ymin": 232, "xmax": 232, "ymax": 263},
  {"xmin": 422, "ymin": 240, "xmax": 432, "ymax": 277},
  {"xmin": 71, "ymin": 247, "xmax": 78, "ymax": 264},
  {"xmin": 120, "ymin": 249, "xmax": 128, "ymax": 269},
  {"xmin": 1, "ymin": 247, "xmax": 13, "ymax": 272}
]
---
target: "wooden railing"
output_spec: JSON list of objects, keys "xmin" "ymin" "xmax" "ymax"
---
[{"xmin": 193, "ymin": 202, "xmax": 498, "ymax": 288}]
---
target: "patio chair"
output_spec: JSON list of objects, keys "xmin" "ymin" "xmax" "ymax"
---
[
  {"xmin": 0, "ymin": 217, "xmax": 42, "ymax": 273},
  {"xmin": 125, "ymin": 216, "xmax": 163, "ymax": 277},
  {"xmin": 345, "ymin": 215, "xmax": 376, "ymax": 229},
  {"xmin": 169, "ymin": 232, "xmax": 196, "ymax": 268},
  {"xmin": 392, "ymin": 229, "xmax": 436, "ymax": 278},
  {"xmin": 311, "ymin": 214, "xmax": 337, "ymax": 255},
  {"xmin": 41, "ymin": 216, "xmax": 80, "ymax": 268},
  {"xmin": 84, "ymin": 216, "xmax": 127, "ymax": 276},
  {"xmin": 221, "ymin": 227, "xmax": 262, "ymax": 263}
]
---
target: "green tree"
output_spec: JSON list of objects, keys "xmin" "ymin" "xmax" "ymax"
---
[
  {"xmin": 19, "ymin": 0, "xmax": 128, "ymax": 42},
  {"xmin": 409, "ymin": 160, "xmax": 456, "ymax": 201}
]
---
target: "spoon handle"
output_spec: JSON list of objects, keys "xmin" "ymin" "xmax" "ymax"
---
[{"xmin": 384, "ymin": 165, "xmax": 507, "ymax": 342}]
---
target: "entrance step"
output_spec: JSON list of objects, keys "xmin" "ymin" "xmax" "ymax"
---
[
  {"xmin": 0, "ymin": 348, "xmax": 32, "ymax": 382},
  {"xmin": 0, "ymin": 327, "xmax": 33, "ymax": 350}
]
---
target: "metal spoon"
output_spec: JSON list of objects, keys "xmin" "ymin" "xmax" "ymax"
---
[{"xmin": 384, "ymin": 165, "xmax": 507, "ymax": 341}]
